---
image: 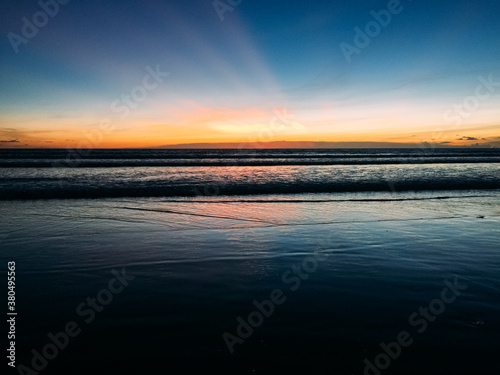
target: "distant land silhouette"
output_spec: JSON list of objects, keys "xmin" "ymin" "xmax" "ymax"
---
[{"xmin": 157, "ymin": 141, "xmax": 496, "ymax": 149}]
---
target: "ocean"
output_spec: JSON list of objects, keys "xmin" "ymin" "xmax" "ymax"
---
[
  {"xmin": 1, "ymin": 148, "xmax": 500, "ymax": 199},
  {"xmin": 1, "ymin": 148, "xmax": 499, "ymax": 374}
]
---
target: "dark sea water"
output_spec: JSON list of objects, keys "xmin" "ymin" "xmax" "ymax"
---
[
  {"xmin": 0, "ymin": 149, "xmax": 499, "ymax": 374},
  {"xmin": 1, "ymin": 148, "xmax": 500, "ymax": 199}
]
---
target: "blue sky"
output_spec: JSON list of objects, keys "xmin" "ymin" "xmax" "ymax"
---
[{"xmin": 1, "ymin": 0, "xmax": 499, "ymax": 147}]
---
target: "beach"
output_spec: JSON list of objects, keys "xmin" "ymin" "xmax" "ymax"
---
[
  {"xmin": 1, "ymin": 184, "xmax": 499, "ymax": 374},
  {"xmin": 3, "ymin": 0, "xmax": 500, "ymax": 373}
]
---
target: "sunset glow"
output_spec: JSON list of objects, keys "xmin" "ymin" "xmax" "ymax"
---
[{"xmin": 1, "ymin": 0, "xmax": 499, "ymax": 148}]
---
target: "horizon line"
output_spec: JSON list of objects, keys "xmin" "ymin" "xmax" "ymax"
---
[{"xmin": 1, "ymin": 140, "xmax": 498, "ymax": 150}]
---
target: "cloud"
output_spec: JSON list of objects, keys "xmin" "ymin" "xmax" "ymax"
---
[
  {"xmin": 457, "ymin": 136, "xmax": 479, "ymax": 141},
  {"xmin": 0, "ymin": 139, "xmax": 19, "ymax": 143}
]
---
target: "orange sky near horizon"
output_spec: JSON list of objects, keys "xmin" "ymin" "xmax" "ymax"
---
[
  {"xmin": 1, "ymin": 102, "xmax": 498, "ymax": 148},
  {"xmin": 2, "ymin": 1, "xmax": 500, "ymax": 150}
]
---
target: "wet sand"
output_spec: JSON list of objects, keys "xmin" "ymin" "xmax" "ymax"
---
[{"xmin": 1, "ymin": 190, "xmax": 499, "ymax": 374}]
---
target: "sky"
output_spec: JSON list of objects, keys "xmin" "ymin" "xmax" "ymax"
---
[{"xmin": 1, "ymin": 0, "xmax": 499, "ymax": 148}]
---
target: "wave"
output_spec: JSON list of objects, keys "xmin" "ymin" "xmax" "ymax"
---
[
  {"xmin": 1, "ymin": 149, "xmax": 498, "ymax": 200},
  {"xmin": 1, "ymin": 158, "xmax": 500, "ymax": 168},
  {"xmin": 2, "ymin": 180, "xmax": 500, "ymax": 200},
  {"xmin": 1, "ymin": 148, "xmax": 499, "ymax": 167}
]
